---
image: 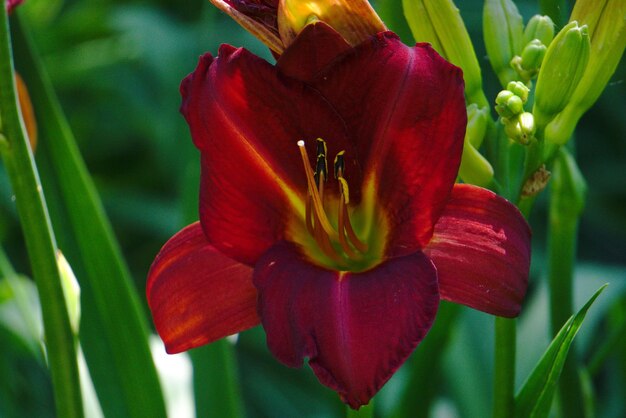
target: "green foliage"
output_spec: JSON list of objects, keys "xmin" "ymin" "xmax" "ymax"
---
[
  {"xmin": 515, "ymin": 285, "xmax": 607, "ymax": 418},
  {"xmin": 10, "ymin": 16, "xmax": 167, "ymax": 418}
]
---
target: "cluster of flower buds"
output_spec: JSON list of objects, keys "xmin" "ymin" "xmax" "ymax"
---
[
  {"xmin": 495, "ymin": 81, "xmax": 535, "ymax": 145},
  {"xmin": 510, "ymin": 15, "xmax": 554, "ymax": 83}
]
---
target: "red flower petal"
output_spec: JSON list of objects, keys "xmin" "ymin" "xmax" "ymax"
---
[
  {"xmin": 424, "ymin": 184, "xmax": 531, "ymax": 317},
  {"xmin": 147, "ymin": 222, "xmax": 259, "ymax": 353},
  {"xmin": 253, "ymin": 241, "xmax": 439, "ymax": 408},
  {"xmin": 309, "ymin": 34, "xmax": 467, "ymax": 254},
  {"xmin": 182, "ymin": 47, "xmax": 356, "ymax": 264},
  {"xmin": 277, "ymin": 22, "xmax": 352, "ymax": 82}
]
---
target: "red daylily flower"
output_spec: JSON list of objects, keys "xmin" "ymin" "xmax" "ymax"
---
[{"xmin": 147, "ymin": 23, "xmax": 531, "ymax": 408}]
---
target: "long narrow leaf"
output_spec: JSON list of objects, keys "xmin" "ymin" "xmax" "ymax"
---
[
  {"xmin": 515, "ymin": 285, "xmax": 607, "ymax": 418},
  {"xmin": 10, "ymin": 16, "xmax": 167, "ymax": 418},
  {"xmin": 1, "ymin": 9, "xmax": 83, "ymax": 418}
]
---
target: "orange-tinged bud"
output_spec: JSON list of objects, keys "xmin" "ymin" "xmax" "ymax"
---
[
  {"xmin": 15, "ymin": 73, "xmax": 37, "ymax": 152},
  {"xmin": 277, "ymin": 0, "xmax": 386, "ymax": 47}
]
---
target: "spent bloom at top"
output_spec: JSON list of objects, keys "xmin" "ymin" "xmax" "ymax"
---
[
  {"xmin": 147, "ymin": 2, "xmax": 531, "ymax": 409},
  {"xmin": 206, "ymin": 0, "xmax": 386, "ymax": 54}
]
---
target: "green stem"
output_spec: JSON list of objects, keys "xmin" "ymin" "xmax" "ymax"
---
[
  {"xmin": 347, "ymin": 400, "xmax": 374, "ymax": 418},
  {"xmin": 0, "ymin": 8, "xmax": 83, "ymax": 418},
  {"xmin": 493, "ymin": 317, "xmax": 516, "ymax": 418},
  {"xmin": 191, "ymin": 340, "xmax": 245, "ymax": 418},
  {"xmin": 548, "ymin": 148, "xmax": 587, "ymax": 418}
]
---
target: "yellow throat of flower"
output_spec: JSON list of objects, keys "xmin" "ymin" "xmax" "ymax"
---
[{"xmin": 289, "ymin": 139, "xmax": 387, "ymax": 272}]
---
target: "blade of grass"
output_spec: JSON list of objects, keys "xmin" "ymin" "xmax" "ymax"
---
[
  {"xmin": 515, "ymin": 285, "xmax": 607, "ymax": 418},
  {"xmin": 9, "ymin": 15, "xmax": 167, "ymax": 418},
  {"xmin": 0, "ymin": 8, "xmax": 83, "ymax": 418}
]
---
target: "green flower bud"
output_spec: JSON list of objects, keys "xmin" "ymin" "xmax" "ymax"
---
[
  {"xmin": 543, "ymin": 107, "xmax": 579, "ymax": 146},
  {"xmin": 459, "ymin": 104, "xmax": 493, "ymax": 186},
  {"xmin": 495, "ymin": 87, "xmax": 526, "ymax": 119},
  {"xmin": 503, "ymin": 112, "xmax": 535, "ymax": 145},
  {"xmin": 403, "ymin": 0, "xmax": 488, "ymax": 107},
  {"xmin": 520, "ymin": 39, "xmax": 547, "ymax": 71},
  {"xmin": 483, "ymin": 0, "xmax": 524, "ymax": 87},
  {"xmin": 506, "ymin": 81, "xmax": 529, "ymax": 103},
  {"xmin": 507, "ymin": 95, "xmax": 524, "ymax": 115},
  {"xmin": 458, "ymin": 141, "xmax": 494, "ymax": 187},
  {"xmin": 569, "ymin": 0, "xmax": 626, "ymax": 115},
  {"xmin": 533, "ymin": 21, "xmax": 590, "ymax": 130},
  {"xmin": 495, "ymin": 90, "xmax": 514, "ymax": 105},
  {"xmin": 542, "ymin": 1, "xmax": 626, "ymax": 146},
  {"xmin": 523, "ymin": 15, "xmax": 555, "ymax": 47},
  {"xmin": 466, "ymin": 104, "xmax": 489, "ymax": 148}
]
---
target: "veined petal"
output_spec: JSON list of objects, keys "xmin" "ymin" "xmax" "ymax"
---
[
  {"xmin": 424, "ymin": 184, "xmax": 531, "ymax": 317},
  {"xmin": 253, "ymin": 241, "xmax": 439, "ymax": 408},
  {"xmin": 310, "ymin": 34, "xmax": 467, "ymax": 254},
  {"xmin": 182, "ymin": 47, "xmax": 355, "ymax": 264},
  {"xmin": 147, "ymin": 223, "xmax": 259, "ymax": 354}
]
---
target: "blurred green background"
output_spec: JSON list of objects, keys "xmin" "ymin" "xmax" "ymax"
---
[{"xmin": 0, "ymin": 0, "xmax": 624, "ymax": 417}]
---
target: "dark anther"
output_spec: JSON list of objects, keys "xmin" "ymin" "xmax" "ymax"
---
[{"xmin": 334, "ymin": 150, "xmax": 346, "ymax": 179}]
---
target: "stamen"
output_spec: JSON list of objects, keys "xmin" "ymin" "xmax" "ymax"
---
[
  {"xmin": 316, "ymin": 138, "xmax": 328, "ymax": 179},
  {"xmin": 333, "ymin": 150, "xmax": 345, "ymax": 180},
  {"xmin": 314, "ymin": 211, "xmax": 344, "ymax": 264},
  {"xmin": 335, "ymin": 154, "xmax": 369, "ymax": 254},
  {"xmin": 298, "ymin": 141, "xmax": 337, "ymax": 239},
  {"xmin": 338, "ymin": 195, "xmax": 358, "ymax": 259},
  {"xmin": 305, "ymin": 195, "xmax": 314, "ymax": 236}
]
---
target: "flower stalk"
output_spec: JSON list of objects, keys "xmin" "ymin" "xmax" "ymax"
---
[
  {"xmin": 493, "ymin": 317, "xmax": 516, "ymax": 418},
  {"xmin": 548, "ymin": 148, "xmax": 587, "ymax": 418},
  {"xmin": 0, "ymin": 6, "xmax": 83, "ymax": 418}
]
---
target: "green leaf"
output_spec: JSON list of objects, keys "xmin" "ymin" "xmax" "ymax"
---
[
  {"xmin": 10, "ymin": 16, "xmax": 167, "ymax": 418},
  {"xmin": 1, "ymin": 8, "xmax": 83, "ymax": 418},
  {"xmin": 515, "ymin": 284, "xmax": 608, "ymax": 418}
]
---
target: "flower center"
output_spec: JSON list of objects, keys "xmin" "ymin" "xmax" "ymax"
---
[{"xmin": 294, "ymin": 139, "xmax": 384, "ymax": 272}]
